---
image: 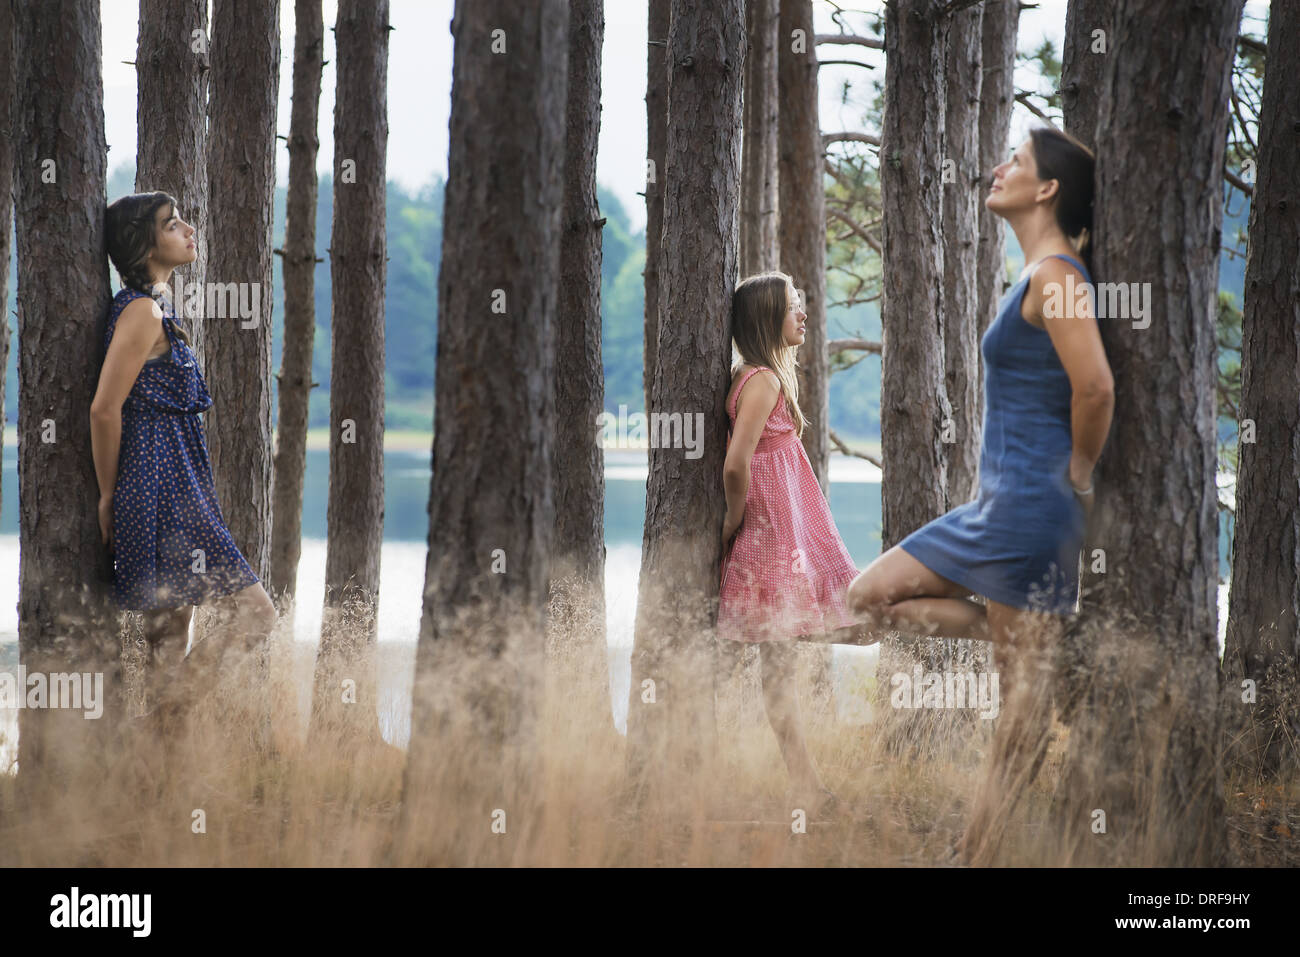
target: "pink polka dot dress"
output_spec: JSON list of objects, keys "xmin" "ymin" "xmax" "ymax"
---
[
  {"xmin": 718, "ymin": 365, "xmax": 861, "ymax": 642},
  {"xmin": 104, "ymin": 287, "xmax": 260, "ymax": 611}
]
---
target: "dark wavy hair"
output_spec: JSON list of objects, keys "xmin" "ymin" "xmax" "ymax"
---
[
  {"xmin": 105, "ymin": 190, "xmax": 192, "ymax": 344},
  {"xmin": 1029, "ymin": 126, "xmax": 1095, "ymax": 275}
]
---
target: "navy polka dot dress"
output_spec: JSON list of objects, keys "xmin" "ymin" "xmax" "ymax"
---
[{"xmin": 104, "ymin": 287, "xmax": 261, "ymax": 611}]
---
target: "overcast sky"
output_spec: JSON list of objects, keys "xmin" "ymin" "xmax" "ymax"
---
[{"xmin": 103, "ymin": 0, "xmax": 1269, "ymax": 234}]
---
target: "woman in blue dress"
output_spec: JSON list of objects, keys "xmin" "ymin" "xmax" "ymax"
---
[
  {"xmin": 846, "ymin": 128, "xmax": 1115, "ymax": 862},
  {"xmin": 91, "ymin": 192, "xmax": 277, "ymax": 729}
]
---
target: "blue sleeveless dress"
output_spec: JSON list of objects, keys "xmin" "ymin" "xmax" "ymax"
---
[
  {"xmin": 897, "ymin": 253, "xmax": 1091, "ymax": 615},
  {"xmin": 104, "ymin": 287, "xmax": 260, "ymax": 610}
]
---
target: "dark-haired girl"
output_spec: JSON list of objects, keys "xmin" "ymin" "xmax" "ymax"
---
[{"xmin": 91, "ymin": 192, "xmax": 276, "ymax": 730}]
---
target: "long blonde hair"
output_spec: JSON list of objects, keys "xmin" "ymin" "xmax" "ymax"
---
[{"xmin": 730, "ymin": 271, "xmax": 808, "ymax": 437}]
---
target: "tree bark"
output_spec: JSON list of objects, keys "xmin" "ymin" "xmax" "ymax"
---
[
  {"xmin": 778, "ymin": 0, "xmax": 833, "ymax": 712},
  {"xmin": 941, "ymin": 2, "xmax": 982, "ymax": 507},
  {"xmin": 203, "ymin": 0, "xmax": 279, "ymax": 584},
  {"xmin": 1060, "ymin": 0, "xmax": 1111, "ymax": 150},
  {"xmin": 0, "ymin": 0, "xmax": 12, "ymax": 529},
  {"xmin": 974, "ymin": 0, "xmax": 1018, "ymax": 452},
  {"xmin": 644, "ymin": 0, "xmax": 670, "ymax": 414},
  {"xmin": 135, "ymin": 0, "xmax": 209, "ymax": 366},
  {"xmin": 550, "ymin": 0, "xmax": 611, "ymax": 735},
  {"xmin": 1221, "ymin": 0, "xmax": 1300, "ymax": 779},
  {"xmin": 270, "ymin": 0, "xmax": 324, "ymax": 615},
  {"xmin": 12, "ymin": 0, "xmax": 122, "ymax": 805},
  {"xmin": 740, "ymin": 0, "xmax": 779, "ymax": 275},
  {"xmin": 311, "ymin": 0, "xmax": 388, "ymax": 748},
  {"xmin": 400, "ymin": 0, "xmax": 567, "ymax": 862},
  {"xmin": 1057, "ymin": 0, "xmax": 1242, "ymax": 866},
  {"xmin": 625, "ymin": 0, "xmax": 745, "ymax": 815}
]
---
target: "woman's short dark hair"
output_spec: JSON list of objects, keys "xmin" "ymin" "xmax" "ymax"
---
[{"xmin": 1029, "ymin": 126, "xmax": 1095, "ymax": 274}]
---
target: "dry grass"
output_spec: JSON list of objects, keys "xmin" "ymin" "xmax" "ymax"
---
[{"xmin": 0, "ymin": 592, "xmax": 1296, "ymax": 867}]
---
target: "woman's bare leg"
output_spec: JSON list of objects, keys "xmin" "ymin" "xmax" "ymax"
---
[
  {"xmin": 956, "ymin": 599, "xmax": 1059, "ymax": 864},
  {"xmin": 178, "ymin": 582, "xmax": 279, "ymax": 705},
  {"xmin": 758, "ymin": 640, "xmax": 824, "ymax": 799},
  {"xmin": 846, "ymin": 546, "xmax": 993, "ymax": 642},
  {"xmin": 140, "ymin": 605, "xmax": 194, "ymax": 713}
]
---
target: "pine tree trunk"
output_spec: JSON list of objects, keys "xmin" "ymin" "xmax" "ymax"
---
[
  {"xmin": 778, "ymin": 0, "xmax": 833, "ymax": 713},
  {"xmin": 550, "ymin": 0, "xmax": 611, "ymax": 736},
  {"xmin": 941, "ymin": 3, "xmax": 982, "ymax": 508},
  {"xmin": 135, "ymin": 0, "xmax": 209, "ymax": 365},
  {"xmin": 644, "ymin": 0, "xmax": 670, "ymax": 414},
  {"xmin": 740, "ymin": 0, "xmax": 779, "ymax": 275},
  {"xmin": 0, "ymin": 0, "xmax": 12, "ymax": 530},
  {"xmin": 625, "ymin": 0, "xmax": 745, "ymax": 815},
  {"xmin": 400, "ymin": 0, "xmax": 567, "ymax": 862},
  {"xmin": 874, "ymin": 0, "xmax": 953, "ymax": 756},
  {"xmin": 1060, "ymin": 0, "xmax": 1111, "ymax": 150},
  {"xmin": 270, "ymin": 0, "xmax": 324, "ymax": 615},
  {"xmin": 202, "ymin": 0, "xmax": 279, "ymax": 584},
  {"xmin": 311, "ymin": 0, "xmax": 388, "ymax": 748},
  {"xmin": 1221, "ymin": 0, "xmax": 1300, "ymax": 779},
  {"xmin": 1056, "ymin": 0, "xmax": 1242, "ymax": 866},
  {"xmin": 12, "ymin": 0, "xmax": 122, "ymax": 804}
]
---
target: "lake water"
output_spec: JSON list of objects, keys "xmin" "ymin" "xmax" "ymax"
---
[{"xmin": 0, "ymin": 442, "xmax": 1235, "ymax": 754}]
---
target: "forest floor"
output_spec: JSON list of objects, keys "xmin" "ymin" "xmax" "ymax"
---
[{"xmin": 0, "ymin": 635, "xmax": 1293, "ymax": 867}]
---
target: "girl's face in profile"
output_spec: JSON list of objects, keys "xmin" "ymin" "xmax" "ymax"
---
[
  {"xmin": 781, "ymin": 282, "xmax": 807, "ymax": 348},
  {"xmin": 148, "ymin": 204, "xmax": 198, "ymax": 275}
]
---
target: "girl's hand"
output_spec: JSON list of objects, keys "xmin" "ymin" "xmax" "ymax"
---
[
  {"xmin": 98, "ymin": 495, "xmax": 114, "ymax": 552},
  {"xmin": 722, "ymin": 514, "xmax": 742, "ymax": 549}
]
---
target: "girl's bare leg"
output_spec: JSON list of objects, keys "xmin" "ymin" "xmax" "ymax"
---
[{"xmin": 758, "ymin": 640, "xmax": 824, "ymax": 799}]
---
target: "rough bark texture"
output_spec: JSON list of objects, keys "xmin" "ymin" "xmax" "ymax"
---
[
  {"xmin": 135, "ymin": 0, "xmax": 209, "ymax": 365},
  {"xmin": 550, "ymin": 0, "xmax": 611, "ymax": 734},
  {"xmin": 974, "ymin": 0, "xmax": 1018, "ymax": 426},
  {"xmin": 12, "ymin": 0, "xmax": 122, "ymax": 801},
  {"xmin": 270, "ymin": 0, "xmax": 324, "ymax": 611},
  {"xmin": 740, "ymin": 0, "xmax": 779, "ymax": 275},
  {"xmin": 1060, "ymin": 0, "xmax": 1110, "ymax": 151},
  {"xmin": 644, "ymin": 0, "xmax": 669, "ymax": 414},
  {"xmin": 0, "ymin": 0, "xmax": 12, "ymax": 528},
  {"xmin": 1056, "ymin": 0, "xmax": 1242, "ymax": 866},
  {"xmin": 874, "ymin": 0, "xmax": 955, "ymax": 757},
  {"xmin": 311, "ymin": 0, "xmax": 388, "ymax": 747},
  {"xmin": 400, "ymin": 0, "xmax": 567, "ymax": 861},
  {"xmin": 625, "ymin": 0, "xmax": 745, "ymax": 812},
  {"xmin": 778, "ymin": 0, "xmax": 833, "ymax": 709},
  {"xmin": 202, "ymin": 0, "xmax": 279, "ymax": 583},
  {"xmin": 941, "ymin": 2, "xmax": 982, "ymax": 506},
  {"xmin": 1221, "ymin": 0, "xmax": 1300, "ymax": 778}
]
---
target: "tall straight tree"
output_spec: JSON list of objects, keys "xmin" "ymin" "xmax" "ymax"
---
[
  {"xmin": 270, "ymin": 0, "xmax": 324, "ymax": 612},
  {"xmin": 311, "ymin": 0, "xmax": 389, "ymax": 746},
  {"xmin": 778, "ymin": 0, "xmax": 827, "ymax": 492},
  {"xmin": 941, "ymin": 2, "xmax": 982, "ymax": 507},
  {"xmin": 203, "ymin": 0, "xmax": 279, "ymax": 583},
  {"xmin": 874, "ymin": 0, "xmax": 952, "ymax": 752},
  {"xmin": 135, "ymin": 0, "xmax": 209, "ymax": 364},
  {"xmin": 400, "ymin": 0, "xmax": 567, "ymax": 861},
  {"xmin": 1060, "ymin": 0, "xmax": 1111, "ymax": 152},
  {"xmin": 12, "ymin": 0, "xmax": 121, "ymax": 800},
  {"xmin": 1058, "ymin": 0, "xmax": 1243, "ymax": 866},
  {"xmin": 777, "ymin": 0, "xmax": 833, "ymax": 706},
  {"xmin": 0, "ymin": 0, "xmax": 12, "ymax": 529},
  {"xmin": 550, "ymin": 0, "xmax": 610, "ymax": 732},
  {"xmin": 974, "ymin": 0, "xmax": 1019, "ymax": 384},
  {"xmin": 1222, "ymin": 0, "xmax": 1300, "ymax": 779},
  {"xmin": 740, "ymin": 0, "xmax": 779, "ymax": 275},
  {"xmin": 625, "ymin": 0, "xmax": 745, "ymax": 812},
  {"xmin": 644, "ymin": 0, "xmax": 669, "ymax": 414}
]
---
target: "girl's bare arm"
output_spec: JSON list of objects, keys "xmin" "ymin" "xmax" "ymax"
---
[
  {"xmin": 89, "ymin": 297, "xmax": 163, "ymax": 500},
  {"xmin": 722, "ymin": 371, "xmax": 780, "ymax": 532}
]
